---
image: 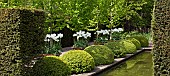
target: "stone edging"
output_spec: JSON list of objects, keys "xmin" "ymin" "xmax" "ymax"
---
[{"xmin": 71, "ymin": 46, "xmax": 153, "ymax": 76}]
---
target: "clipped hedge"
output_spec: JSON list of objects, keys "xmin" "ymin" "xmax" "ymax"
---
[
  {"xmin": 84, "ymin": 45, "xmax": 114, "ymax": 66},
  {"xmin": 152, "ymin": 0, "xmax": 170, "ymax": 75},
  {"xmin": 31, "ymin": 56, "xmax": 71, "ymax": 76},
  {"xmin": 130, "ymin": 36, "xmax": 149, "ymax": 47},
  {"xmin": 0, "ymin": 8, "xmax": 45, "ymax": 76},
  {"xmin": 60, "ymin": 50, "xmax": 95, "ymax": 74},
  {"xmin": 104, "ymin": 41, "xmax": 126, "ymax": 58},
  {"xmin": 126, "ymin": 38, "xmax": 141, "ymax": 49},
  {"xmin": 119, "ymin": 40, "xmax": 137, "ymax": 54}
]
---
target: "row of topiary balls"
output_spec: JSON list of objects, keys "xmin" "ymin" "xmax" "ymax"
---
[{"xmin": 30, "ymin": 35, "xmax": 149, "ymax": 76}]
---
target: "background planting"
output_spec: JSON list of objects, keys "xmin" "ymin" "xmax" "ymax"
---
[{"xmin": 0, "ymin": 0, "xmax": 154, "ymax": 47}]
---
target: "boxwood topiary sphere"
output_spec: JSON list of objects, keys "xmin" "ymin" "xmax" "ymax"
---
[
  {"xmin": 31, "ymin": 56, "xmax": 71, "ymax": 76},
  {"xmin": 104, "ymin": 41, "xmax": 126, "ymax": 58},
  {"xmin": 119, "ymin": 40, "xmax": 137, "ymax": 54},
  {"xmin": 126, "ymin": 38, "xmax": 141, "ymax": 49},
  {"xmin": 60, "ymin": 50, "xmax": 95, "ymax": 74},
  {"xmin": 84, "ymin": 45, "xmax": 114, "ymax": 66},
  {"xmin": 130, "ymin": 36, "xmax": 149, "ymax": 47}
]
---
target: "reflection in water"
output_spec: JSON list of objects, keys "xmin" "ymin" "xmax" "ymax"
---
[{"xmin": 99, "ymin": 52, "xmax": 153, "ymax": 76}]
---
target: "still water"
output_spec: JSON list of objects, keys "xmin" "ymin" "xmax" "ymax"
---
[{"xmin": 99, "ymin": 51, "xmax": 153, "ymax": 76}]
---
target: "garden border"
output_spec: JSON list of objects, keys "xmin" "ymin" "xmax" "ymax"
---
[{"xmin": 71, "ymin": 45, "xmax": 152, "ymax": 76}]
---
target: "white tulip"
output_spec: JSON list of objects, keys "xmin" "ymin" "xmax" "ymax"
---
[
  {"xmin": 112, "ymin": 28, "xmax": 119, "ymax": 32},
  {"xmin": 101, "ymin": 30, "xmax": 105, "ymax": 33},
  {"xmin": 58, "ymin": 33, "xmax": 63, "ymax": 38},
  {"xmin": 94, "ymin": 32, "xmax": 97, "ymax": 34},
  {"xmin": 54, "ymin": 39, "xmax": 60, "ymax": 42},
  {"xmin": 86, "ymin": 32, "xmax": 91, "ymax": 37},
  {"xmin": 118, "ymin": 28, "xmax": 123, "ymax": 31},
  {"xmin": 44, "ymin": 33, "xmax": 64, "ymax": 42},
  {"xmin": 77, "ymin": 30, "xmax": 85, "ymax": 35},
  {"xmin": 96, "ymin": 31, "xmax": 102, "ymax": 34},
  {"xmin": 81, "ymin": 31, "xmax": 86, "ymax": 34},
  {"xmin": 73, "ymin": 31, "xmax": 91, "ymax": 40},
  {"xmin": 83, "ymin": 34, "xmax": 88, "ymax": 39},
  {"xmin": 102, "ymin": 30, "xmax": 109, "ymax": 35},
  {"xmin": 52, "ymin": 36, "xmax": 59, "ymax": 41},
  {"xmin": 44, "ymin": 38, "xmax": 50, "ymax": 42},
  {"xmin": 50, "ymin": 34, "xmax": 56, "ymax": 39},
  {"xmin": 45, "ymin": 34, "xmax": 51, "ymax": 38},
  {"xmin": 105, "ymin": 38, "xmax": 108, "ymax": 40},
  {"xmin": 44, "ymin": 34, "xmax": 51, "ymax": 42},
  {"xmin": 73, "ymin": 34, "xmax": 77, "ymax": 37},
  {"xmin": 96, "ymin": 29, "xmax": 110, "ymax": 35},
  {"xmin": 77, "ymin": 35, "xmax": 83, "ymax": 40}
]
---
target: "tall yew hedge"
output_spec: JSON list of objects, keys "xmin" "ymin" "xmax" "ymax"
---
[
  {"xmin": 152, "ymin": 0, "xmax": 170, "ymax": 75},
  {"xmin": 0, "ymin": 8, "xmax": 45, "ymax": 76}
]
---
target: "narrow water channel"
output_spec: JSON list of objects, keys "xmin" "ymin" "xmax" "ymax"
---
[{"xmin": 98, "ymin": 51, "xmax": 153, "ymax": 76}]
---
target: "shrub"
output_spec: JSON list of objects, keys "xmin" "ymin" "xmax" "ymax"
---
[
  {"xmin": 126, "ymin": 38, "xmax": 141, "ymax": 49},
  {"xmin": 130, "ymin": 36, "xmax": 149, "ymax": 47},
  {"xmin": 84, "ymin": 45, "xmax": 114, "ymax": 66},
  {"xmin": 152, "ymin": 0, "xmax": 170, "ymax": 75},
  {"xmin": 119, "ymin": 40, "xmax": 137, "ymax": 54},
  {"xmin": 31, "ymin": 56, "xmax": 71, "ymax": 76},
  {"xmin": 60, "ymin": 50, "xmax": 95, "ymax": 73},
  {"xmin": 104, "ymin": 41, "xmax": 126, "ymax": 58},
  {"xmin": 0, "ymin": 8, "xmax": 45, "ymax": 75}
]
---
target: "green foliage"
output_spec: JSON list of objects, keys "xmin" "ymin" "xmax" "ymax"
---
[
  {"xmin": 108, "ymin": 0, "xmax": 128, "ymax": 28},
  {"xmin": 121, "ymin": 31, "xmax": 142, "ymax": 38},
  {"xmin": 152, "ymin": 0, "xmax": 170, "ymax": 75},
  {"xmin": 119, "ymin": 40, "xmax": 137, "ymax": 54},
  {"xmin": 0, "ymin": 1, "xmax": 7, "ymax": 8},
  {"xmin": 84, "ymin": 45, "xmax": 114, "ymax": 66},
  {"xmin": 108, "ymin": 0, "xmax": 148, "ymax": 28},
  {"xmin": 0, "ymin": 0, "xmax": 153, "ymax": 32},
  {"xmin": 0, "ymin": 8, "xmax": 45, "ymax": 76},
  {"xmin": 126, "ymin": 38, "xmax": 141, "ymax": 49},
  {"xmin": 121, "ymin": 31, "xmax": 151, "ymax": 41},
  {"xmin": 94, "ymin": 37, "xmax": 108, "ymax": 45},
  {"xmin": 31, "ymin": 56, "xmax": 71, "ymax": 76},
  {"xmin": 142, "ymin": 33, "xmax": 151, "ymax": 41},
  {"xmin": 73, "ymin": 40, "xmax": 88, "ymax": 49},
  {"xmin": 44, "ymin": 42, "xmax": 62, "ymax": 55},
  {"xmin": 104, "ymin": 41, "xmax": 126, "ymax": 58},
  {"xmin": 111, "ymin": 32, "xmax": 124, "ymax": 40},
  {"xmin": 60, "ymin": 50, "xmax": 95, "ymax": 74},
  {"xmin": 132, "ymin": 0, "xmax": 154, "ymax": 27},
  {"xmin": 130, "ymin": 36, "xmax": 149, "ymax": 47}
]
